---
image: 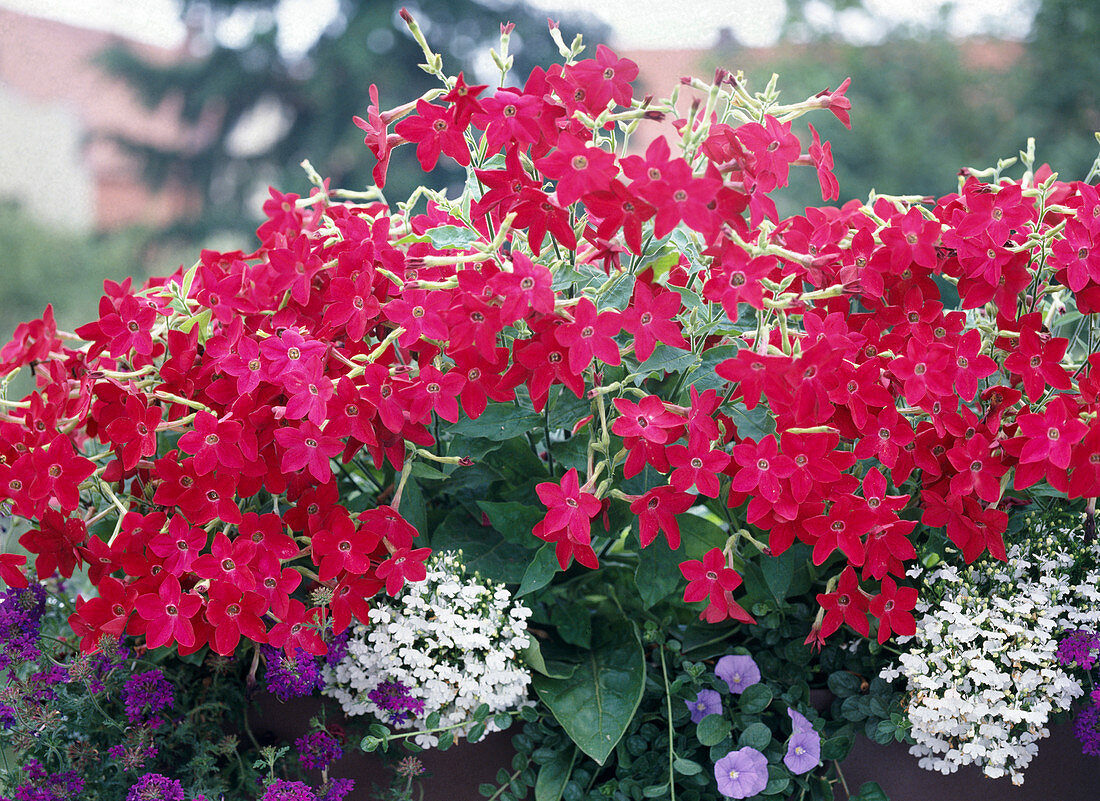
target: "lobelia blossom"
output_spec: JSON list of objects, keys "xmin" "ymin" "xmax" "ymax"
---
[
  {"xmin": 1057, "ymin": 629, "xmax": 1100, "ymax": 670},
  {"xmin": 368, "ymin": 680, "xmax": 425, "ymax": 725},
  {"xmin": 1074, "ymin": 702, "xmax": 1100, "ymax": 756},
  {"xmin": 264, "ymin": 646, "xmax": 324, "ymax": 701},
  {"xmin": 685, "ymin": 688, "xmax": 723, "ymax": 724},
  {"xmin": 715, "ymin": 654, "xmax": 760, "ymax": 695},
  {"xmin": 713, "ymin": 747, "xmax": 768, "ymax": 799}
]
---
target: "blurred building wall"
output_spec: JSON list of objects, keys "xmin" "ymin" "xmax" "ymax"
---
[{"xmin": 0, "ymin": 7, "xmax": 205, "ymax": 232}]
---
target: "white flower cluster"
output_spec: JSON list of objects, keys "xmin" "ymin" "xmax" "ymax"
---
[
  {"xmin": 881, "ymin": 527, "xmax": 1100, "ymax": 784},
  {"xmin": 322, "ymin": 550, "xmax": 532, "ymax": 748}
]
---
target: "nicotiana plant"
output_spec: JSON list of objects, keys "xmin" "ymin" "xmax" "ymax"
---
[{"xmin": 1, "ymin": 7, "xmax": 1100, "ymax": 799}]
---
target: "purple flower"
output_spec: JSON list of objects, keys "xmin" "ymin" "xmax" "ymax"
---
[
  {"xmin": 325, "ymin": 628, "xmax": 351, "ymax": 667},
  {"xmin": 122, "ymin": 670, "xmax": 174, "ymax": 726},
  {"xmin": 125, "ymin": 773, "xmax": 185, "ymax": 801},
  {"xmin": 0, "ymin": 584, "xmax": 47, "ymax": 674},
  {"xmin": 1074, "ymin": 702, "xmax": 1100, "ymax": 756},
  {"xmin": 783, "ymin": 708, "xmax": 820, "ymax": 775},
  {"xmin": 1057, "ymin": 630, "xmax": 1100, "ymax": 670},
  {"xmin": 261, "ymin": 780, "xmax": 319, "ymax": 801},
  {"xmin": 685, "ymin": 688, "xmax": 723, "ymax": 724},
  {"xmin": 8, "ymin": 759, "xmax": 84, "ymax": 801},
  {"xmin": 715, "ymin": 654, "xmax": 760, "ymax": 695},
  {"xmin": 368, "ymin": 680, "xmax": 425, "ymax": 725},
  {"xmin": 296, "ymin": 730, "xmax": 343, "ymax": 771},
  {"xmin": 263, "ymin": 646, "xmax": 323, "ymax": 701},
  {"xmin": 319, "ymin": 778, "xmax": 355, "ymax": 801},
  {"xmin": 714, "ymin": 747, "xmax": 769, "ymax": 799}
]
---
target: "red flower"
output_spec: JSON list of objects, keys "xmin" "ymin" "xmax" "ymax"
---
[
  {"xmin": 0, "ymin": 553, "xmax": 28, "ymax": 588},
  {"xmin": 135, "ymin": 574, "xmax": 204, "ymax": 649},
  {"xmin": 536, "ymin": 133, "xmax": 619, "ymax": 206},
  {"xmin": 20, "ymin": 509, "xmax": 86, "ymax": 579},
  {"xmin": 630, "ymin": 485, "xmax": 694, "ymax": 548},
  {"xmin": 393, "ymin": 100, "xmax": 471, "ymax": 172},
  {"xmin": 729, "ymin": 435, "xmax": 796, "ymax": 504},
  {"xmin": 536, "ymin": 468, "xmax": 602, "ymax": 546},
  {"xmin": 273, "ymin": 422, "xmax": 344, "ymax": 483},
  {"xmin": 312, "ymin": 509, "xmax": 380, "ymax": 582},
  {"xmin": 611, "ymin": 395, "xmax": 683, "ymax": 445},
  {"xmin": 376, "ymin": 546, "xmax": 431, "ymax": 596},
  {"xmin": 558, "ymin": 298, "xmax": 622, "ymax": 374},
  {"xmin": 206, "ymin": 583, "xmax": 268, "ymax": 655},
  {"xmin": 667, "ymin": 435, "xmax": 730, "ymax": 498},
  {"xmin": 814, "ymin": 77, "xmax": 852, "ymax": 129},
  {"xmin": 619, "ymin": 282, "xmax": 688, "ymax": 362},
  {"xmin": 817, "ymin": 567, "xmax": 869, "ymax": 638},
  {"xmin": 868, "ymin": 577, "xmax": 917, "ymax": 643},
  {"xmin": 679, "ymin": 548, "xmax": 754, "ymax": 624}
]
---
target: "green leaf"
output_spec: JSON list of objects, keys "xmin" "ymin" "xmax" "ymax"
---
[
  {"xmin": 534, "ymin": 745, "xmax": 576, "ymax": 801},
  {"xmin": 759, "ymin": 552, "xmax": 794, "ymax": 602},
  {"xmin": 518, "ymin": 543, "xmax": 560, "ymax": 597},
  {"xmin": 532, "ymin": 617, "xmax": 646, "ymax": 765},
  {"xmin": 679, "ymin": 513, "xmax": 729, "ymax": 562},
  {"xmin": 478, "ymin": 501, "xmax": 545, "ymax": 541},
  {"xmin": 479, "ymin": 784, "xmax": 497, "ymax": 798},
  {"xmin": 738, "ymin": 722, "xmax": 772, "ymax": 750},
  {"xmin": 762, "ymin": 765, "xmax": 791, "ymax": 796},
  {"xmin": 643, "ymin": 784, "xmax": 670, "ymax": 798},
  {"xmin": 424, "ymin": 224, "xmax": 481, "ymax": 249},
  {"xmin": 425, "ymin": 711, "xmax": 441, "ymax": 729},
  {"xmin": 432, "ymin": 510, "xmax": 534, "ymax": 583},
  {"xmin": 522, "ymin": 637, "xmax": 575, "ymax": 679},
  {"xmin": 447, "ymin": 403, "xmax": 543, "ymax": 441},
  {"xmin": 827, "ymin": 671, "xmax": 863, "ymax": 698},
  {"xmin": 467, "ymin": 721, "xmax": 487, "ymax": 743},
  {"xmin": 739, "ymin": 683, "xmax": 773, "ymax": 714},
  {"xmin": 696, "ymin": 714, "xmax": 732, "ymax": 747},
  {"xmin": 550, "ymin": 601, "xmax": 592, "ymax": 649},
  {"xmin": 473, "ymin": 703, "xmax": 491, "ymax": 722},
  {"xmin": 820, "ymin": 735, "xmax": 853, "ymax": 761},
  {"xmin": 852, "ymin": 781, "xmax": 889, "ymax": 801},
  {"xmin": 437, "ymin": 730, "xmax": 454, "ymax": 751},
  {"xmin": 634, "ymin": 533, "xmax": 682, "ymax": 609},
  {"xmin": 672, "ymin": 757, "xmax": 703, "ymax": 776},
  {"xmin": 638, "ymin": 343, "xmax": 698, "ymax": 377}
]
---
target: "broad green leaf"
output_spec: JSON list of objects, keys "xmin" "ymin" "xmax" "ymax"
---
[
  {"xmin": 760, "ymin": 551, "xmax": 794, "ymax": 602},
  {"xmin": 522, "ymin": 637, "xmax": 575, "ymax": 680},
  {"xmin": 425, "ymin": 224, "xmax": 481, "ymax": 249},
  {"xmin": 852, "ymin": 781, "xmax": 889, "ymax": 801},
  {"xmin": 478, "ymin": 501, "xmax": 545, "ymax": 541},
  {"xmin": 673, "ymin": 757, "xmax": 703, "ymax": 776},
  {"xmin": 738, "ymin": 721, "xmax": 772, "ymax": 750},
  {"xmin": 532, "ymin": 617, "xmax": 645, "ymax": 765},
  {"xmin": 696, "ymin": 713, "xmax": 732, "ymax": 747},
  {"xmin": 679, "ymin": 513, "xmax": 729, "ymax": 562},
  {"xmin": 638, "ymin": 343, "xmax": 698, "ymax": 377},
  {"xmin": 763, "ymin": 765, "xmax": 791, "ymax": 796},
  {"xmin": 431, "ymin": 510, "xmax": 533, "ymax": 583},
  {"xmin": 550, "ymin": 601, "xmax": 592, "ymax": 649},
  {"xmin": 739, "ymin": 683, "xmax": 773, "ymax": 714},
  {"xmin": 634, "ymin": 533, "xmax": 681, "ymax": 608},
  {"xmin": 518, "ymin": 543, "xmax": 559, "ymax": 597},
  {"xmin": 447, "ymin": 403, "xmax": 543, "ymax": 441},
  {"xmin": 534, "ymin": 746, "xmax": 576, "ymax": 801}
]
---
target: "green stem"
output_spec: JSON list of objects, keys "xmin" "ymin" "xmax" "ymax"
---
[
  {"xmin": 485, "ymin": 767, "xmax": 523, "ymax": 801},
  {"xmin": 833, "ymin": 760, "xmax": 850, "ymax": 799},
  {"xmin": 659, "ymin": 645, "xmax": 678, "ymax": 801}
]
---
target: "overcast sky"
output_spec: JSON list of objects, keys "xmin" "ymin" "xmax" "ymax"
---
[{"xmin": 0, "ymin": 0, "xmax": 1033, "ymax": 53}]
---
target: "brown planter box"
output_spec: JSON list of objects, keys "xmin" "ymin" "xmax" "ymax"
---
[
  {"xmin": 839, "ymin": 718, "xmax": 1100, "ymax": 801},
  {"xmin": 251, "ymin": 693, "xmax": 517, "ymax": 800}
]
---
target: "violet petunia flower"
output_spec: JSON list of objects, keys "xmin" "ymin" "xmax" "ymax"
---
[
  {"xmin": 714, "ymin": 747, "xmax": 768, "ymax": 799},
  {"xmin": 783, "ymin": 707, "xmax": 820, "ymax": 774},
  {"xmin": 685, "ymin": 688, "xmax": 723, "ymax": 723},
  {"xmin": 715, "ymin": 654, "xmax": 760, "ymax": 695}
]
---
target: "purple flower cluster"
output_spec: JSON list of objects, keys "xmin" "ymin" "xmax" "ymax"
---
[
  {"xmin": 263, "ymin": 646, "xmax": 323, "ymax": 701},
  {"xmin": 324, "ymin": 628, "xmax": 351, "ymax": 667},
  {"xmin": 125, "ymin": 773, "xmax": 185, "ymax": 801},
  {"xmin": 3, "ymin": 759, "xmax": 84, "ymax": 801},
  {"xmin": 0, "ymin": 584, "xmax": 47, "ymax": 674},
  {"xmin": 295, "ymin": 729, "xmax": 343, "ymax": 771},
  {"xmin": 261, "ymin": 780, "xmax": 318, "ymax": 801},
  {"xmin": 1057, "ymin": 630, "xmax": 1100, "ymax": 670},
  {"xmin": 122, "ymin": 670, "xmax": 175, "ymax": 726},
  {"xmin": 368, "ymin": 681, "xmax": 425, "ymax": 725},
  {"xmin": 318, "ymin": 778, "xmax": 355, "ymax": 801},
  {"xmin": 1074, "ymin": 703, "xmax": 1100, "ymax": 756}
]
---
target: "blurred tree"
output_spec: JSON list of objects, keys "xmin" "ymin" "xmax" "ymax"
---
[{"xmin": 100, "ymin": 1, "xmax": 606, "ymax": 244}]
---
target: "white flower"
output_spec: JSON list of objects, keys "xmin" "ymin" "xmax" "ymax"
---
[
  {"xmin": 322, "ymin": 550, "xmax": 532, "ymax": 749},
  {"xmin": 883, "ymin": 528, "xmax": 1100, "ymax": 784}
]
